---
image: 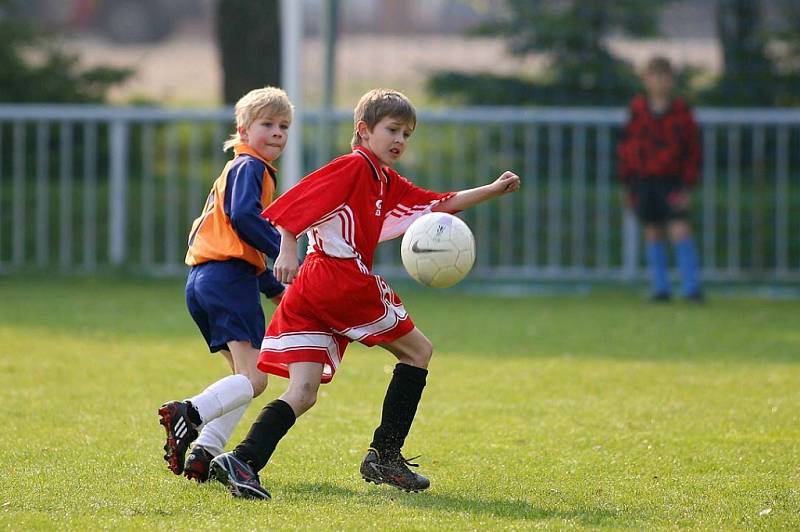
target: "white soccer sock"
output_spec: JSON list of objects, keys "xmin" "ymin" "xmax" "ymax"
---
[
  {"xmin": 194, "ymin": 401, "xmax": 249, "ymax": 456},
  {"xmin": 188, "ymin": 374, "xmax": 253, "ymax": 426}
]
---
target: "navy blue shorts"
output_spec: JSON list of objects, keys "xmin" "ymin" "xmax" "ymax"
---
[{"xmin": 186, "ymin": 260, "xmax": 283, "ymax": 353}]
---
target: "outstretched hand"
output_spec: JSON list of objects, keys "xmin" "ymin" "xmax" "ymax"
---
[
  {"xmin": 492, "ymin": 171, "xmax": 521, "ymax": 195},
  {"xmin": 433, "ymin": 171, "xmax": 522, "ymax": 213}
]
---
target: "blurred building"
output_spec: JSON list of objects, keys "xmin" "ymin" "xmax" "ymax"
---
[
  {"xmin": 12, "ymin": 0, "xmax": 791, "ymax": 43},
  {"xmin": 13, "ymin": 0, "xmax": 789, "ymax": 105},
  {"xmin": 12, "ymin": 0, "xmax": 209, "ymax": 43}
]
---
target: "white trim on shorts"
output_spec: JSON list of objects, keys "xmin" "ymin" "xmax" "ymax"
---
[
  {"xmin": 261, "ymin": 331, "xmax": 341, "ymax": 370},
  {"xmin": 335, "ymin": 276, "xmax": 409, "ymax": 342}
]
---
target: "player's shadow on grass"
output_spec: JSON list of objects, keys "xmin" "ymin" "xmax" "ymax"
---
[{"xmin": 283, "ymin": 481, "xmax": 618, "ymax": 525}]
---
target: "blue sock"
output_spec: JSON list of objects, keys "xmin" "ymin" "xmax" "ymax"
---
[
  {"xmin": 675, "ymin": 237, "xmax": 701, "ymax": 296},
  {"xmin": 646, "ymin": 241, "xmax": 670, "ymax": 296}
]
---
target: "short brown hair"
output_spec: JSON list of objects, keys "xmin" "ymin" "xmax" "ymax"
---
[
  {"xmin": 644, "ymin": 56, "xmax": 674, "ymax": 76},
  {"xmin": 351, "ymin": 89, "xmax": 416, "ymax": 148}
]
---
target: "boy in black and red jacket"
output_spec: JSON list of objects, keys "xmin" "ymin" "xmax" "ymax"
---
[{"xmin": 618, "ymin": 56, "xmax": 703, "ymax": 301}]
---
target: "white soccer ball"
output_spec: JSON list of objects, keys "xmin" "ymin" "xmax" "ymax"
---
[{"xmin": 401, "ymin": 212, "xmax": 476, "ymax": 288}]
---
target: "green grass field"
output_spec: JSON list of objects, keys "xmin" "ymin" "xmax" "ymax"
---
[{"xmin": 1, "ymin": 276, "xmax": 798, "ymax": 530}]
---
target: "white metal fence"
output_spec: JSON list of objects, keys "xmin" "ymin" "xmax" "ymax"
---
[{"xmin": 1, "ymin": 104, "xmax": 799, "ymax": 282}]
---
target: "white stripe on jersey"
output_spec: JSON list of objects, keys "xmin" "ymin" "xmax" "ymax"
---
[
  {"xmin": 355, "ymin": 258, "xmax": 369, "ymax": 274},
  {"xmin": 335, "ymin": 276, "xmax": 408, "ymax": 341},
  {"xmin": 302, "ymin": 202, "xmax": 347, "ymax": 256},
  {"xmin": 379, "ymin": 199, "xmax": 443, "ymax": 242},
  {"xmin": 387, "ymin": 200, "xmax": 439, "ymax": 218},
  {"xmin": 314, "ymin": 202, "xmax": 348, "ymax": 226},
  {"xmin": 306, "ymin": 205, "xmax": 368, "ymax": 269}
]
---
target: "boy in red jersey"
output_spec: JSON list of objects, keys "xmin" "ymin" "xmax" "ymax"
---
[
  {"xmin": 158, "ymin": 87, "xmax": 293, "ymax": 482},
  {"xmin": 209, "ymin": 88, "xmax": 521, "ymax": 499},
  {"xmin": 618, "ymin": 56, "xmax": 703, "ymax": 301}
]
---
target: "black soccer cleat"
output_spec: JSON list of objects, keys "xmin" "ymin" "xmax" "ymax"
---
[
  {"xmin": 210, "ymin": 452, "xmax": 271, "ymax": 499},
  {"xmin": 360, "ymin": 448, "xmax": 430, "ymax": 492},
  {"xmin": 184, "ymin": 445, "xmax": 214, "ymax": 482},
  {"xmin": 158, "ymin": 401, "xmax": 199, "ymax": 475}
]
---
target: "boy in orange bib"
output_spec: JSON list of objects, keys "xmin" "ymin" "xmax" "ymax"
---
[{"xmin": 158, "ymin": 87, "xmax": 293, "ymax": 482}]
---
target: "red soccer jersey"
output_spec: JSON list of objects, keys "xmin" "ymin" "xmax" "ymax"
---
[
  {"xmin": 261, "ymin": 145, "xmax": 454, "ymax": 272},
  {"xmin": 617, "ymin": 95, "xmax": 702, "ymax": 187},
  {"xmin": 258, "ymin": 146, "xmax": 456, "ymax": 382}
]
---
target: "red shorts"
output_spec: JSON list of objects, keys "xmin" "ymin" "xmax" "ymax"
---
[{"xmin": 258, "ymin": 253, "xmax": 415, "ymax": 383}]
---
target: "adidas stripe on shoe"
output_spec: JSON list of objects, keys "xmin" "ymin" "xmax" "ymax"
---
[{"xmin": 158, "ymin": 401, "xmax": 199, "ymax": 475}]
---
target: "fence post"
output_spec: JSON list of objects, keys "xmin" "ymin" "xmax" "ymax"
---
[
  {"xmin": 109, "ymin": 120, "xmax": 129, "ymax": 266},
  {"xmin": 280, "ymin": 0, "xmax": 303, "ymax": 192},
  {"xmin": 12, "ymin": 122, "xmax": 25, "ymax": 267},
  {"xmin": 622, "ymin": 210, "xmax": 639, "ymax": 280}
]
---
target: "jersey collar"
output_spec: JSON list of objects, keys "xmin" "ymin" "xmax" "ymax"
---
[
  {"xmin": 353, "ymin": 145, "xmax": 383, "ymax": 169},
  {"xmin": 234, "ymin": 143, "xmax": 278, "ymax": 174},
  {"xmin": 353, "ymin": 145, "xmax": 387, "ymax": 181}
]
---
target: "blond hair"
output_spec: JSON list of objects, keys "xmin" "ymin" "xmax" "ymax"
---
[
  {"xmin": 351, "ymin": 89, "xmax": 416, "ymax": 148},
  {"xmin": 223, "ymin": 86, "xmax": 294, "ymax": 152}
]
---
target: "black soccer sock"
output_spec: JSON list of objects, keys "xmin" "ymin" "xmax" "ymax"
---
[
  {"xmin": 370, "ymin": 363, "xmax": 428, "ymax": 460},
  {"xmin": 234, "ymin": 399, "xmax": 296, "ymax": 472}
]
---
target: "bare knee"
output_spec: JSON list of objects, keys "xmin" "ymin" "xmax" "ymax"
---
[
  {"xmin": 419, "ymin": 339, "xmax": 434, "ymax": 366},
  {"xmin": 248, "ymin": 371, "xmax": 268, "ymax": 398},
  {"xmin": 403, "ymin": 338, "xmax": 434, "ymax": 368},
  {"xmin": 227, "ymin": 341, "xmax": 267, "ymax": 396},
  {"xmin": 297, "ymin": 382, "xmax": 318, "ymax": 411},
  {"xmin": 283, "ymin": 382, "xmax": 318, "ymax": 415},
  {"xmin": 643, "ymin": 225, "xmax": 663, "ymax": 242},
  {"xmin": 232, "ymin": 368, "xmax": 267, "ymax": 397},
  {"xmin": 669, "ymin": 221, "xmax": 692, "ymax": 241},
  {"xmin": 296, "ymin": 388, "xmax": 317, "ymax": 412}
]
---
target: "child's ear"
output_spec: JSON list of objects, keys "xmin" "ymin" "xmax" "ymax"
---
[
  {"xmin": 237, "ymin": 125, "xmax": 247, "ymax": 140},
  {"xmin": 356, "ymin": 120, "xmax": 370, "ymax": 141}
]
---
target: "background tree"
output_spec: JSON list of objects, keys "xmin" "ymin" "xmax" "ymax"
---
[
  {"xmin": 703, "ymin": 0, "xmax": 775, "ymax": 105},
  {"xmin": 0, "ymin": 0, "xmax": 131, "ymax": 103},
  {"xmin": 216, "ymin": 0, "xmax": 281, "ymax": 104},
  {"xmin": 703, "ymin": 0, "xmax": 800, "ymax": 106},
  {"xmin": 428, "ymin": 0, "xmax": 673, "ymax": 106},
  {"xmin": 773, "ymin": 0, "xmax": 800, "ymax": 105}
]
